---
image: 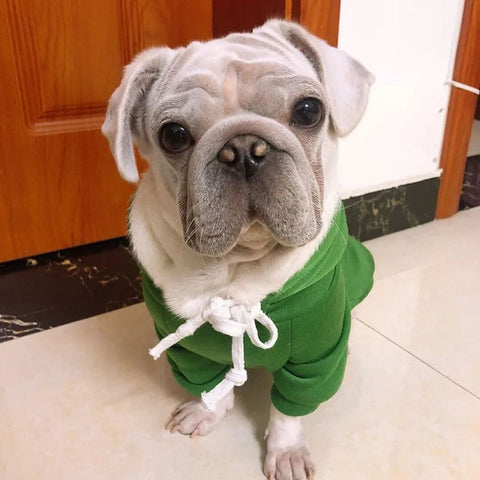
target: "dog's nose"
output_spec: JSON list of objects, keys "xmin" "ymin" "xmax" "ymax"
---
[{"xmin": 217, "ymin": 135, "xmax": 270, "ymax": 178}]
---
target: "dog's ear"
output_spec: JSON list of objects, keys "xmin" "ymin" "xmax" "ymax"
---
[
  {"xmin": 102, "ymin": 47, "xmax": 175, "ymax": 182},
  {"xmin": 261, "ymin": 20, "xmax": 374, "ymax": 137}
]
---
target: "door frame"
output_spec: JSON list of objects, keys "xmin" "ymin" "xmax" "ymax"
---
[
  {"xmin": 436, "ymin": 0, "xmax": 480, "ymax": 218},
  {"xmin": 287, "ymin": 0, "xmax": 340, "ymax": 46}
]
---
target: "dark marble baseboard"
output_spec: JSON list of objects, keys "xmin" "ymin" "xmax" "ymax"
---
[
  {"xmin": 344, "ymin": 177, "xmax": 440, "ymax": 242},
  {"xmin": 1, "ymin": 177, "xmax": 440, "ymax": 343},
  {"xmin": 460, "ymin": 155, "xmax": 480, "ymax": 210},
  {"xmin": 0, "ymin": 239, "xmax": 142, "ymax": 342}
]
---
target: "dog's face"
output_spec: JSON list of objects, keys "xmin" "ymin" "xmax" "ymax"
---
[{"xmin": 103, "ymin": 20, "xmax": 373, "ymax": 256}]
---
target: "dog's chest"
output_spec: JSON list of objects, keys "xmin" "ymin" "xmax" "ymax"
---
[{"xmin": 154, "ymin": 248, "xmax": 307, "ymax": 320}]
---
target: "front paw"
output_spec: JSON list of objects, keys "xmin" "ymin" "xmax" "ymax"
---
[
  {"xmin": 264, "ymin": 405, "xmax": 315, "ymax": 480},
  {"xmin": 264, "ymin": 444, "xmax": 315, "ymax": 480},
  {"xmin": 166, "ymin": 391, "xmax": 234, "ymax": 438}
]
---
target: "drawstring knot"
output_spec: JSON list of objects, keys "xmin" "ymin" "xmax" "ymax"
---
[{"xmin": 149, "ymin": 296, "xmax": 278, "ymax": 411}]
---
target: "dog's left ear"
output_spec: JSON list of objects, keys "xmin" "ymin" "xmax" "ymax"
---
[
  {"xmin": 261, "ymin": 20, "xmax": 374, "ymax": 137},
  {"xmin": 102, "ymin": 47, "xmax": 175, "ymax": 182}
]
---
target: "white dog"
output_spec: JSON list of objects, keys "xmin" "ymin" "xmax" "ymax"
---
[{"xmin": 103, "ymin": 19, "xmax": 374, "ymax": 480}]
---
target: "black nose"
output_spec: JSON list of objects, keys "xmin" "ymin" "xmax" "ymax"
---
[{"xmin": 217, "ymin": 135, "xmax": 270, "ymax": 178}]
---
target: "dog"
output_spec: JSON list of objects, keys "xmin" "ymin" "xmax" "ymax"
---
[{"xmin": 102, "ymin": 19, "xmax": 374, "ymax": 480}]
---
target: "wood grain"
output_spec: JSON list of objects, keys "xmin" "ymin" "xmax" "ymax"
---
[
  {"xmin": 291, "ymin": 0, "xmax": 301, "ymax": 22},
  {"xmin": 285, "ymin": 0, "xmax": 293, "ymax": 20},
  {"xmin": 0, "ymin": 0, "xmax": 211, "ymax": 262},
  {"xmin": 300, "ymin": 0, "xmax": 340, "ymax": 46},
  {"xmin": 436, "ymin": 0, "xmax": 480, "ymax": 218},
  {"xmin": 212, "ymin": 0, "xmax": 284, "ymax": 37}
]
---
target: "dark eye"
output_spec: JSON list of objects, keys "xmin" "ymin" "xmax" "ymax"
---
[
  {"xmin": 290, "ymin": 98, "xmax": 324, "ymax": 128},
  {"xmin": 159, "ymin": 122, "xmax": 193, "ymax": 153}
]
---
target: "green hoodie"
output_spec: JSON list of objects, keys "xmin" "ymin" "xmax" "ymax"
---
[{"xmin": 142, "ymin": 206, "xmax": 374, "ymax": 416}]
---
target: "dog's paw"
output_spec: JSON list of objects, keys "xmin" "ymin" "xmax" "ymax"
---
[
  {"xmin": 264, "ymin": 406, "xmax": 315, "ymax": 479},
  {"xmin": 264, "ymin": 445, "xmax": 315, "ymax": 480},
  {"xmin": 166, "ymin": 391, "xmax": 234, "ymax": 438}
]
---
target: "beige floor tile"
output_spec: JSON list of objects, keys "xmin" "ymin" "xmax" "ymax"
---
[
  {"xmin": 362, "ymin": 207, "xmax": 480, "ymax": 282},
  {"xmin": 357, "ymin": 207, "xmax": 480, "ymax": 396},
  {"xmin": 1, "ymin": 304, "xmax": 479, "ymax": 479},
  {"xmin": 308, "ymin": 319, "xmax": 480, "ymax": 480}
]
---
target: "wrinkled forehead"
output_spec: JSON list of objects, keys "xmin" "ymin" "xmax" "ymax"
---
[{"xmin": 165, "ymin": 32, "xmax": 320, "ymax": 95}]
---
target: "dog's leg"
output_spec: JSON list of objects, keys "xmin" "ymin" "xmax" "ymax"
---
[
  {"xmin": 264, "ymin": 405, "xmax": 315, "ymax": 480},
  {"xmin": 166, "ymin": 390, "xmax": 234, "ymax": 437}
]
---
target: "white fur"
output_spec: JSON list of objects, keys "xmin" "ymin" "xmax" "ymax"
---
[
  {"xmin": 166, "ymin": 391, "xmax": 234, "ymax": 438},
  {"xmin": 264, "ymin": 405, "xmax": 315, "ymax": 480}
]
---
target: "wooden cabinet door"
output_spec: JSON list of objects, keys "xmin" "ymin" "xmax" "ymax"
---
[
  {"xmin": 0, "ymin": 0, "xmax": 212, "ymax": 262},
  {"xmin": 0, "ymin": 0, "xmax": 340, "ymax": 263}
]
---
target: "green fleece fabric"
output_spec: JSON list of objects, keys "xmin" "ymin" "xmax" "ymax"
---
[{"xmin": 142, "ymin": 206, "xmax": 374, "ymax": 416}]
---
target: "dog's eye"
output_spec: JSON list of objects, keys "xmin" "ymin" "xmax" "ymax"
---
[
  {"xmin": 159, "ymin": 123, "xmax": 193, "ymax": 153},
  {"xmin": 290, "ymin": 98, "xmax": 324, "ymax": 128}
]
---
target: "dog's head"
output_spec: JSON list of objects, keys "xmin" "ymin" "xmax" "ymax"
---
[{"xmin": 102, "ymin": 20, "xmax": 373, "ymax": 257}]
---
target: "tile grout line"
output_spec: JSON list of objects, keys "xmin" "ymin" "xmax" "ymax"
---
[{"xmin": 355, "ymin": 317, "xmax": 480, "ymax": 401}]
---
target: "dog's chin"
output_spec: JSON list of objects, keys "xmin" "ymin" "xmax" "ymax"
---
[
  {"xmin": 185, "ymin": 236, "xmax": 237, "ymax": 258},
  {"xmin": 184, "ymin": 217, "xmax": 319, "ymax": 258}
]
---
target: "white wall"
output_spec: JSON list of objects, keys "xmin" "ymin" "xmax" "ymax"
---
[
  {"xmin": 337, "ymin": 0, "xmax": 465, "ymax": 198},
  {"xmin": 468, "ymin": 120, "xmax": 480, "ymax": 156}
]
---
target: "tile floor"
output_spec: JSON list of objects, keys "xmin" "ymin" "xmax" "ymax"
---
[{"xmin": 1, "ymin": 207, "xmax": 479, "ymax": 479}]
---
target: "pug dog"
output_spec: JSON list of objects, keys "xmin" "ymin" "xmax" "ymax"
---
[{"xmin": 102, "ymin": 19, "xmax": 374, "ymax": 480}]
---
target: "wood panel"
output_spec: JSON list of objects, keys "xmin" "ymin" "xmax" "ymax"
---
[
  {"xmin": 436, "ymin": 0, "xmax": 480, "ymax": 218},
  {"xmin": 0, "ymin": 0, "xmax": 211, "ymax": 262},
  {"xmin": 5, "ymin": 0, "xmax": 125, "ymax": 135},
  {"xmin": 125, "ymin": 0, "xmax": 212, "ymax": 50},
  {"xmin": 285, "ymin": 0, "xmax": 302, "ymax": 21},
  {"xmin": 300, "ymin": 0, "xmax": 340, "ymax": 46},
  {"xmin": 212, "ymin": 0, "xmax": 285, "ymax": 37}
]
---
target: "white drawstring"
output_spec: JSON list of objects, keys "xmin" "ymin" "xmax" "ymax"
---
[{"xmin": 149, "ymin": 297, "xmax": 278, "ymax": 411}]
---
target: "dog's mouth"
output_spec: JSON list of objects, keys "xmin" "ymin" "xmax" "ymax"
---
[
  {"xmin": 245, "ymin": 206, "xmax": 256, "ymax": 224},
  {"xmin": 182, "ymin": 163, "xmax": 322, "ymax": 258},
  {"xmin": 184, "ymin": 218, "xmax": 271, "ymax": 258},
  {"xmin": 183, "ymin": 205, "xmax": 262, "ymax": 257}
]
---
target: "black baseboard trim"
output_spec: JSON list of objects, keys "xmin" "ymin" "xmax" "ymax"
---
[
  {"xmin": 344, "ymin": 177, "xmax": 440, "ymax": 242},
  {"xmin": 0, "ymin": 238, "xmax": 142, "ymax": 343}
]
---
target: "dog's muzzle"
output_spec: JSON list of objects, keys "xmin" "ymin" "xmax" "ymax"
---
[{"xmin": 182, "ymin": 114, "xmax": 320, "ymax": 256}]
